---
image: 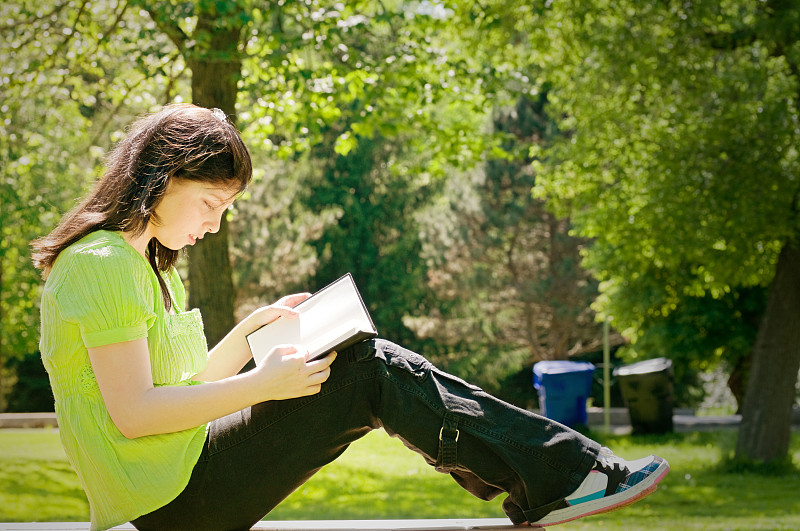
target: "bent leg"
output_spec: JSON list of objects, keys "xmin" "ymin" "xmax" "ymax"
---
[
  {"xmin": 364, "ymin": 339, "xmax": 600, "ymax": 523},
  {"xmin": 132, "ymin": 339, "xmax": 599, "ymax": 530}
]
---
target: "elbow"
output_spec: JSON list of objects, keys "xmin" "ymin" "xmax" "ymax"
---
[
  {"xmin": 115, "ymin": 418, "xmax": 145, "ymax": 439},
  {"xmin": 118, "ymin": 423, "xmax": 144, "ymax": 440},
  {"xmin": 109, "ymin": 410, "xmax": 150, "ymax": 439}
]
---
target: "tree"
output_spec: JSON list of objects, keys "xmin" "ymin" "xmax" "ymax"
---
[
  {"xmin": 140, "ymin": 0, "xmax": 498, "ymax": 346},
  {"xmin": 138, "ymin": 0, "xmax": 243, "ymax": 346},
  {"xmin": 2, "ymin": 0, "xmax": 508, "ymax": 377},
  {"xmin": 300, "ymin": 134, "xmax": 435, "ymax": 347},
  {"xmin": 0, "ymin": 0, "xmax": 176, "ymax": 408},
  {"xmin": 407, "ymin": 93, "xmax": 603, "ymax": 392},
  {"xmin": 533, "ymin": 0, "xmax": 800, "ymax": 462},
  {"xmin": 622, "ymin": 287, "xmax": 766, "ymax": 412},
  {"xmin": 0, "ymin": 96, "xmax": 88, "ymax": 409},
  {"xmin": 224, "ymin": 1, "xmax": 501, "ymax": 351}
]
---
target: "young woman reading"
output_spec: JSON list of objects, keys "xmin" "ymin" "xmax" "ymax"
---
[{"xmin": 33, "ymin": 104, "xmax": 668, "ymax": 531}]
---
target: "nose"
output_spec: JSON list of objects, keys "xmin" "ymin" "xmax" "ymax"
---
[{"xmin": 206, "ymin": 213, "xmax": 222, "ymax": 234}]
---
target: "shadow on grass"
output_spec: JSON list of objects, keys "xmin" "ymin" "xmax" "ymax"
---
[{"xmin": 266, "ymin": 457, "xmax": 506, "ymax": 520}]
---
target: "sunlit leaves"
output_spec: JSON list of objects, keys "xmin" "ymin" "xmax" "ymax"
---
[
  {"xmin": 532, "ymin": 0, "xmax": 799, "ymax": 370},
  {"xmin": 237, "ymin": 0, "xmax": 498, "ymax": 174}
]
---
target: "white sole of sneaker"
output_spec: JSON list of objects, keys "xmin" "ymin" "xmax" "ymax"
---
[{"xmin": 529, "ymin": 458, "xmax": 670, "ymax": 527}]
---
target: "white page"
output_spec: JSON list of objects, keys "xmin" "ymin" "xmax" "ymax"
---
[{"xmin": 247, "ymin": 274, "xmax": 376, "ymax": 365}]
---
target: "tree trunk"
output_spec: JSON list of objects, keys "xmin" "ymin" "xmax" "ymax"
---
[
  {"xmin": 186, "ymin": 15, "xmax": 243, "ymax": 348},
  {"xmin": 735, "ymin": 238, "xmax": 800, "ymax": 462}
]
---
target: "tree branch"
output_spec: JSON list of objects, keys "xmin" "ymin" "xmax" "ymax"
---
[
  {"xmin": 89, "ymin": 0, "xmax": 131, "ymax": 54},
  {"xmin": 51, "ymin": 0, "xmax": 90, "ymax": 59},
  {"xmin": 162, "ymin": 54, "xmax": 188, "ymax": 104},
  {"xmin": 65, "ymin": 0, "xmax": 131, "ymax": 72},
  {"xmin": 88, "ymin": 74, "xmax": 148, "ymax": 147},
  {"xmin": 142, "ymin": 3, "xmax": 189, "ymax": 52}
]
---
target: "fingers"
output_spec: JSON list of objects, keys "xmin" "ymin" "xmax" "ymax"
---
[
  {"xmin": 300, "ymin": 384, "xmax": 323, "ymax": 396},
  {"xmin": 307, "ymin": 366, "xmax": 331, "ymax": 385},
  {"xmin": 276, "ymin": 292, "xmax": 312, "ymax": 308},
  {"xmin": 305, "ymin": 350, "xmax": 337, "ymax": 367},
  {"xmin": 302, "ymin": 351, "xmax": 335, "ymax": 392},
  {"xmin": 261, "ymin": 346, "xmax": 335, "ymax": 398},
  {"xmin": 252, "ymin": 293, "xmax": 311, "ymax": 329},
  {"xmin": 270, "ymin": 344, "xmax": 302, "ymax": 358},
  {"xmin": 268, "ymin": 304, "xmax": 302, "ymax": 319},
  {"xmin": 250, "ymin": 307, "xmax": 297, "ymax": 330},
  {"xmin": 270, "ymin": 306, "xmax": 301, "ymax": 319}
]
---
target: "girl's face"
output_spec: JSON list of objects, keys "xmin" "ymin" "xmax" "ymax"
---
[{"xmin": 150, "ymin": 178, "xmax": 238, "ymax": 250}]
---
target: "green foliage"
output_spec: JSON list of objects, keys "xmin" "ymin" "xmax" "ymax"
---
[
  {"xmin": 404, "ymin": 94, "xmax": 601, "ymax": 400},
  {"xmin": 237, "ymin": 0, "xmax": 494, "ymax": 171},
  {"xmin": 0, "ymin": 93, "xmax": 90, "ymax": 364},
  {"xmin": 12, "ymin": 0, "xmax": 775, "ymax": 417},
  {"xmin": 228, "ymin": 1, "xmax": 509, "ymax": 353},
  {"xmin": 5, "ymin": 352, "xmax": 55, "ymax": 413},
  {"xmin": 617, "ymin": 287, "xmax": 766, "ymax": 410},
  {"xmin": 0, "ymin": 0, "xmax": 191, "ymax": 407},
  {"xmin": 299, "ymin": 134, "xmax": 438, "ymax": 348},
  {"xmin": 0, "ymin": 2, "xmax": 89, "ymax": 403},
  {"xmin": 531, "ymin": 0, "xmax": 800, "ymax": 380}
]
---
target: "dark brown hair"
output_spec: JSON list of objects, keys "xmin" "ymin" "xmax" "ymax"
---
[{"xmin": 31, "ymin": 103, "xmax": 253, "ymax": 310}]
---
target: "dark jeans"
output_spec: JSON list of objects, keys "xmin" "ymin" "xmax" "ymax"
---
[{"xmin": 132, "ymin": 339, "xmax": 600, "ymax": 531}]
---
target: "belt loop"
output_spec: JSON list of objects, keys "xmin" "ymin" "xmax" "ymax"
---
[{"xmin": 435, "ymin": 417, "xmax": 460, "ymax": 472}]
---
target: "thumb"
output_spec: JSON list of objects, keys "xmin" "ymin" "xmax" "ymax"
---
[
  {"xmin": 268, "ymin": 344, "xmax": 302, "ymax": 360},
  {"xmin": 270, "ymin": 305, "xmax": 301, "ymax": 319},
  {"xmin": 253, "ymin": 305, "xmax": 301, "ymax": 328}
]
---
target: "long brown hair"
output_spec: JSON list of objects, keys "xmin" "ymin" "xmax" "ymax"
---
[{"xmin": 31, "ymin": 104, "xmax": 253, "ymax": 310}]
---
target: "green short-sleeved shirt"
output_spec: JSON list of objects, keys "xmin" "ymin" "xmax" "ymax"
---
[{"xmin": 39, "ymin": 230, "xmax": 209, "ymax": 530}]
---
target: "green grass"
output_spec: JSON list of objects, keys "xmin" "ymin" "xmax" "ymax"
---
[
  {"xmin": 0, "ymin": 428, "xmax": 89, "ymax": 522},
  {"xmin": 2, "ymin": 428, "xmax": 800, "ymax": 530}
]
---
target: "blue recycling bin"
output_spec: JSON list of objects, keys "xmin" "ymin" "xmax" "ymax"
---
[{"xmin": 533, "ymin": 360, "xmax": 596, "ymax": 428}]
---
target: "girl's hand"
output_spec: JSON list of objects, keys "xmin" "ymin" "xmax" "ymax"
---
[
  {"xmin": 245, "ymin": 292, "xmax": 311, "ymax": 331},
  {"xmin": 251, "ymin": 345, "xmax": 336, "ymax": 400},
  {"xmin": 197, "ymin": 292, "xmax": 313, "ymax": 384}
]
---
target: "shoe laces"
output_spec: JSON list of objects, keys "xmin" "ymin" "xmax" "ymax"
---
[{"xmin": 595, "ymin": 446, "xmax": 629, "ymax": 475}]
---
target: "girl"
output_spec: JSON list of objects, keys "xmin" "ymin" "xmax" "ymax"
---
[{"xmin": 33, "ymin": 104, "xmax": 668, "ymax": 531}]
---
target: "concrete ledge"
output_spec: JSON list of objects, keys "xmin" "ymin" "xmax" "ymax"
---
[
  {"xmin": 0, "ymin": 519, "xmax": 517, "ymax": 530},
  {"xmin": 585, "ymin": 406, "xmax": 632, "ymax": 426},
  {"xmin": 0, "ymin": 412, "xmax": 58, "ymax": 429}
]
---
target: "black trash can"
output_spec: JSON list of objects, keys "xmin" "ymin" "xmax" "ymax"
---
[{"xmin": 613, "ymin": 357, "xmax": 674, "ymax": 434}]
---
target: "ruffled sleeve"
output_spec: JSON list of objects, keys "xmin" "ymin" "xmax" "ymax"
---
[{"xmin": 56, "ymin": 245, "xmax": 157, "ymax": 348}]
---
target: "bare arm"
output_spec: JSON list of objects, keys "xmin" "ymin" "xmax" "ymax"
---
[{"xmin": 88, "ymin": 292, "xmax": 335, "ymax": 439}]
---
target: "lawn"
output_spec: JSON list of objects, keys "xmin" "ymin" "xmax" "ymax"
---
[{"xmin": 1, "ymin": 427, "xmax": 799, "ymax": 530}]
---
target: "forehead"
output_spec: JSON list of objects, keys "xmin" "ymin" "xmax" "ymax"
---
[{"xmin": 169, "ymin": 179, "xmax": 240, "ymax": 202}]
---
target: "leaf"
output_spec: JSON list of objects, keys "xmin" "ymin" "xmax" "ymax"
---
[{"xmin": 334, "ymin": 131, "xmax": 358, "ymax": 156}]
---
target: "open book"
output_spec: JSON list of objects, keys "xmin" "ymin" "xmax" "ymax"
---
[{"xmin": 246, "ymin": 273, "xmax": 378, "ymax": 364}]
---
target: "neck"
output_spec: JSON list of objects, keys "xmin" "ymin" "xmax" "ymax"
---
[{"xmin": 121, "ymin": 231, "xmax": 151, "ymax": 259}]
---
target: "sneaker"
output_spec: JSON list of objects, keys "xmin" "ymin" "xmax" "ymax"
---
[{"xmin": 530, "ymin": 446, "xmax": 670, "ymax": 527}]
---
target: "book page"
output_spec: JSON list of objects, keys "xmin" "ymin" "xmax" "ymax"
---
[{"xmin": 247, "ymin": 274, "xmax": 377, "ymax": 365}]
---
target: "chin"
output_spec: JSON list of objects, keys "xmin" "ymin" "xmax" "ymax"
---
[{"xmin": 155, "ymin": 238, "xmax": 185, "ymax": 251}]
